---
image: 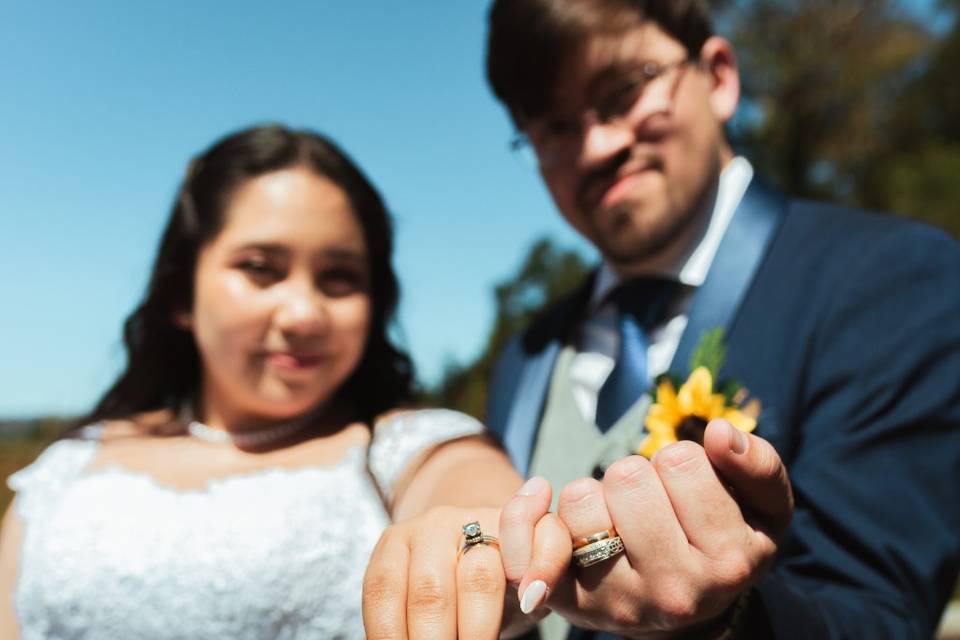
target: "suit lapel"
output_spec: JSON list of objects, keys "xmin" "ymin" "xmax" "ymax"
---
[
  {"xmin": 503, "ymin": 342, "xmax": 562, "ymax": 474},
  {"xmin": 671, "ymin": 178, "xmax": 787, "ymax": 372},
  {"xmin": 502, "ymin": 275, "xmax": 595, "ymax": 475}
]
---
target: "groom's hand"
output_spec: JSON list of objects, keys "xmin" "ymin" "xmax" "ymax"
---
[{"xmin": 550, "ymin": 419, "xmax": 792, "ymax": 637}]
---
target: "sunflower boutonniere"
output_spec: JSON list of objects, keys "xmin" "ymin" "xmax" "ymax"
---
[{"xmin": 639, "ymin": 328, "xmax": 760, "ymax": 458}]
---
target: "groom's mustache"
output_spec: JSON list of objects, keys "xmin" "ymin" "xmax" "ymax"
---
[{"xmin": 576, "ymin": 148, "xmax": 665, "ymax": 213}]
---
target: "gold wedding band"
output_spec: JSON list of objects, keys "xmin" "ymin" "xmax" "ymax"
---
[
  {"xmin": 573, "ymin": 527, "xmax": 618, "ymax": 550},
  {"xmin": 458, "ymin": 521, "xmax": 501, "ymax": 560},
  {"xmin": 572, "ymin": 536, "xmax": 624, "ymax": 568}
]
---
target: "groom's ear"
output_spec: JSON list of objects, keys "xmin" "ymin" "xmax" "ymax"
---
[{"xmin": 700, "ymin": 36, "xmax": 740, "ymax": 125}]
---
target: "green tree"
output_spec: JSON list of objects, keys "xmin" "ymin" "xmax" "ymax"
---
[
  {"xmin": 863, "ymin": 4, "xmax": 960, "ymax": 232},
  {"xmin": 724, "ymin": 0, "xmax": 959, "ymax": 234},
  {"xmin": 729, "ymin": 0, "xmax": 934, "ymax": 198}
]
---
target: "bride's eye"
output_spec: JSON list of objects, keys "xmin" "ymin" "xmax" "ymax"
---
[
  {"xmin": 317, "ymin": 267, "xmax": 366, "ymax": 298},
  {"xmin": 238, "ymin": 258, "xmax": 283, "ymax": 286}
]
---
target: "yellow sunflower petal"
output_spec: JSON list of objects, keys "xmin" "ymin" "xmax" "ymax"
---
[
  {"xmin": 707, "ymin": 393, "xmax": 728, "ymax": 420},
  {"xmin": 722, "ymin": 408, "xmax": 757, "ymax": 433},
  {"xmin": 645, "ymin": 414, "xmax": 678, "ymax": 436},
  {"xmin": 638, "ymin": 431, "xmax": 677, "ymax": 459},
  {"xmin": 645, "ymin": 400, "xmax": 682, "ymax": 431},
  {"xmin": 677, "ymin": 367, "xmax": 715, "ymax": 416},
  {"xmin": 741, "ymin": 398, "xmax": 761, "ymax": 420},
  {"xmin": 655, "ymin": 380, "xmax": 679, "ymax": 407}
]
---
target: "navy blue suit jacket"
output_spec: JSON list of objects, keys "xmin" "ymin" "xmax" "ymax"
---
[{"xmin": 487, "ymin": 182, "xmax": 960, "ymax": 638}]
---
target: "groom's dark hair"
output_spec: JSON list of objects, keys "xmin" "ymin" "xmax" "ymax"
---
[{"xmin": 486, "ymin": 0, "xmax": 714, "ymax": 126}]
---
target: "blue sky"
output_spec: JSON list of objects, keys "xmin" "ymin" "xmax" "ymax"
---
[
  {"xmin": 0, "ymin": 1, "xmax": 948, "ymax": 418},
  {"xmin": 0, "ymin": 1, "xmax": 592, "ymax": 417}
]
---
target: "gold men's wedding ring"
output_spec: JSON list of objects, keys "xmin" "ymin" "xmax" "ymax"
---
[
  {"xmin": 573, "ymin": 528, "xmax": 618, "ymax": 550},
  {"xmin": 458, "ymin": 521, "xmax": 500, "ymax": 560},
  {"xmin": 572, "ymin": 536, "xmax": 625, "ymax": 568}
]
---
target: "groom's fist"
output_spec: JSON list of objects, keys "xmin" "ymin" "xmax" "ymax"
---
[{"xmin": 547, "ymin": 419, "xmax": 792, "ymax": 637}]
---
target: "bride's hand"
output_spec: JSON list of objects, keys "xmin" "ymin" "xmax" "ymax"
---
[
  {"xmin": 363, "ymin": 506, "xmax": 513, "ymax": 639},
  {"xmin": 363, "ymin": 499, "xmax": 569, "ymax": 639},
  {"xmin": 498, "ymin": 476, "xmax": 572, "ymax": 618}
]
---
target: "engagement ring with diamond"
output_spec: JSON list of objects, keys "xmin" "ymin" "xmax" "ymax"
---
[{"xmin": 458, "ymin": 521, "xmax": 500, "ymax": 559}]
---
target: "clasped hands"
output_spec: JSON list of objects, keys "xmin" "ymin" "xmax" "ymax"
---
[{"xmin": 363, "ymin": 419, "xmax": 793, "ymax": 639}]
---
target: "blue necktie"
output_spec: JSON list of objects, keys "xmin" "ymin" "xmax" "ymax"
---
[{"xmin": 595, "ymin": 278, "xmax": 677, "ymax": 433}]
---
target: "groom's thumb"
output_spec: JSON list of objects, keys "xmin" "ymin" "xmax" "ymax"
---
[{"xmin": 703, "ymin": 419, "xmax": 793, "ymax": 536}]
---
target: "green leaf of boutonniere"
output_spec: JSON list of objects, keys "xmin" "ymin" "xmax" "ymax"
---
[{"xmin": 688, "ymin": 326, "xmax": 726, "ymax": 379}]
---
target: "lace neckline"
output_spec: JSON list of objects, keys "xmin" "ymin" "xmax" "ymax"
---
[{"xmin": 82, "ymin": 443, "xmax": 370, "ymax": 496}]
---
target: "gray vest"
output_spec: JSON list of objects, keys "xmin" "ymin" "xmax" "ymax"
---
[{"xmin": 528, "ymin": 346, "xmax": 651, "ymax": 640}]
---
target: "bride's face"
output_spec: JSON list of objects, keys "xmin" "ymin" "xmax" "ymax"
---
[{"xmin": 181, "ymin": 167, "xmax": 371, "ymax": 426}]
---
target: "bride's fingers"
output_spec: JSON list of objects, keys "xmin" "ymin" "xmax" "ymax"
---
[
  {"xmin": 406, "ymin": 524, "xmax": 459, "ymax": 639},
  {"xmin": 498, "ymin": 476, "xmax": 552, "ymax": 586},
  {"xmin": 457, "ymin": 543, "xmax": 507, "ymax": 640},
  {"xmin": 362, "ymin": 532, "xmax": 410, "ymax": 638},
  {"xmin": 517, "ymin": 512, "xmax": 572, "ymax": 614}
]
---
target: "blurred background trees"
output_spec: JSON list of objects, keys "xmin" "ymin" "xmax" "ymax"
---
[{"xmin": 727, "ymin": 0, "xmax": 960, "ymax": 232}]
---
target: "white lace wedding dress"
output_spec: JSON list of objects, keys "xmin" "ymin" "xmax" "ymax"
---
[{"xmin": 7, "ymin": 409, "xmax": 484, "ymax": 640}]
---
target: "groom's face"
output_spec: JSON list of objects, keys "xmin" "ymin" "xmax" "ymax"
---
[{"xmin": 529, "ymin": 23, "xmax": 738, "ymax": 275}]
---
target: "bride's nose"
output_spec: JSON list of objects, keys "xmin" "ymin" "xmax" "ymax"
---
[{"xmin": 273, "ymin": 280, "xmax": 328, "ymax": 336}]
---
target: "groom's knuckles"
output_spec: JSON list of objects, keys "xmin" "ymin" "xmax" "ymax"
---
[
  {"xmin": 558, "ymin": 476, "xmax": 603, "ymax": 503},
  {"xmin": 603, "ymin": 454, "xmax": 656, "ymax": 493},
  {"xmin": 652, "ymin": 441, "xmax": 708, "ymax": 474},
  {"xmin": 654, "ymin": 442, "xmax": 745, "ymax": 548},
  {"xmin": 557, "ymin": 477, "xmax": 609, "ymax": 533},
  {"xmin": 699, "ymin": 540, "xmax": 754, "ymax": 595},
  {"xmin": 649, "ymin": 577, "xmax": 702, "ymax": 628},
  {"xmin": 601, "ymin": 455, "xmax": 662, "ymax": 528}
]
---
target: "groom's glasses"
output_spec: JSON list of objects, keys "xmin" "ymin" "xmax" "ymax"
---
[{"xmin": 510, "ymin": 58, "xmax": 694, "ymax": 169}]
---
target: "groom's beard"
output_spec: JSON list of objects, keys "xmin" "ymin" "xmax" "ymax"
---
[{"xmin": 578, "ymin": 149, "xmax": 718, "ymax": 269}]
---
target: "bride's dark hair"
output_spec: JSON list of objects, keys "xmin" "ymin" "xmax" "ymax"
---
[{"xmin": 78, "ymin": 124, "xmax": 414, "ymax": 429}]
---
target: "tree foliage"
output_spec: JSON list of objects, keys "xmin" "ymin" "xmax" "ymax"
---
[{"xmin": 727, "ymin": 0, "xmax": 960, "ymax": 234}]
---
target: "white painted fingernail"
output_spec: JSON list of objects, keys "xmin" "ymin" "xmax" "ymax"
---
[
  {"xmin": 516, "ymin": 476, "xmax": 547, "ymax": 497},
  {"xmin": 519, "ymin": 580, "xmax": 547, "ymax": 614}
]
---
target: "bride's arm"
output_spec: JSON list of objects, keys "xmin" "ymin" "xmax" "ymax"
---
[
  {"xmin": 0, "ymin": 504, "xmax": 24, "ymax": 640},
  {"xmin": 390, "ymin": 436, "xmax": 522, "ymax": 520}
]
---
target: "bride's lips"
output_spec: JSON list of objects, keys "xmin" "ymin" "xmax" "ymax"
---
[{"xmin": 265, "ymin": 352, "xmax": 327, "ymax": 370}]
